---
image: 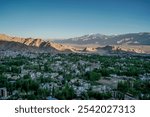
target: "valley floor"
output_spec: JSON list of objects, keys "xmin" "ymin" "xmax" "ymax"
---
[{"xmin": 0, "ymin": 52, "xmax": 150, "ymax": 100}]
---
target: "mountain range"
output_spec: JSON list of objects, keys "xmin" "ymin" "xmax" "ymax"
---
[
  {"xmin": 0, "ymin": 33, "xmax": 150, "ymax": 54},
  {"xmin": 0, "ymin": 34, "xmax": 76, "ymax": 53},
  {"xmin": 55, "ymin": 32, "xmax": 150, "ymax": 45}
]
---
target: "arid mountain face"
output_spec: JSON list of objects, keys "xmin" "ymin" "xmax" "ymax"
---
[
  {"xmin": 0, "ymin": 34, "xmax": 75, "ymax": 52},
  {"xmin": 0, "ymin": 33, "xmax": 150, "ymax": 54},
  {"xmin": 55, "ymin": 32, "xmax": 150, "ymax": 45}
]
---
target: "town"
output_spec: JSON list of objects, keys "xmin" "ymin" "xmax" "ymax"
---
[{"xmin": 0, "ymin": 52, "xmax": 150, "ymax": 100}]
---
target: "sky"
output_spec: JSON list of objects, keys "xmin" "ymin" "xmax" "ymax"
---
[{"xmin": 0, "ymin": 0, "xmax": 150, "ymax": 39}]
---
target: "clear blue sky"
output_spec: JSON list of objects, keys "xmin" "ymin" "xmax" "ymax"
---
[{"xmin": 0, "ymin": 0, "xmax": 150, "ymax": 39}]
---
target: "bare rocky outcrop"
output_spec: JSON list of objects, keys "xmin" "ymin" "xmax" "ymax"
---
[{"xmin": 0, "ymin": 34, "xmax": 75, "ymax": 52}]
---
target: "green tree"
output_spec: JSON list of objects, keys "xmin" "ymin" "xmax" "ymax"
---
[
  {"xmin": 84, "ymin": 71, "xmax": 101, "ymax": 81},
  {"xmin": 55, "ymin": 83, "xmax": 76, "ymax": 100}
]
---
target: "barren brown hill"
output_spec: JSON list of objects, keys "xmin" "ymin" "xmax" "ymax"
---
[
  {"xmin": 0, "ymin": 34, "xmax": 75, "ymax": 52},
  {"xmin": 0, "ymin": 34, "xmax": 150, "ymax": 54}
]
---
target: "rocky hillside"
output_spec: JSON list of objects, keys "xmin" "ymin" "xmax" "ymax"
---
[
  {"xmin": 0, "ymin": 34, "xmax": 75, "ymax": 52},
  {"xmin": 55, "ymin": 32, "xmax": 150, "ymax": 45},
  {"xmin": 0, "ymin": 34, "xmax": 149, "ymax": 54}
]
